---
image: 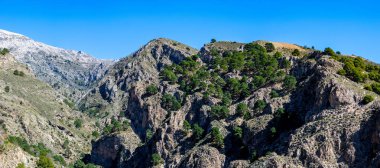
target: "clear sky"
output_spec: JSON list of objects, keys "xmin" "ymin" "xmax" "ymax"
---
[{"xmin": 0, "ymin": 0, "xmax": 379, "ymax": 62}]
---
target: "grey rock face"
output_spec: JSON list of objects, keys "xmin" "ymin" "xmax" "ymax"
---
[
  {"xmin": 89, "ymin": 131, "xmax": 141, "ymax": 168},
  {"xmin": 179, "ymin": 146, "xmax": 226, "ymax": 168}
]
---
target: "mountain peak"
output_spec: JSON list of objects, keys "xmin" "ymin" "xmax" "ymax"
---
[{"xmin": 0, "ymin": 29, "xmax": 26, "ymax": 38}]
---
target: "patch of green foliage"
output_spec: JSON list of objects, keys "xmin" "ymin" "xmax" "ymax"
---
[
  {"xmin": 265, "ymin": 43, "xmax": 275, "ymax": 52},
  {"xmin": 283, "ymin": 75, "xmax": 297, "ymax": 91},
  {"xmin": 36, "ymin": 155, "xmax": 55, "ymax": 168},
  {"xmin": 71, "ymin": 160, "xmax": 98, "ymax": 168},
  {"xmin": 7, "ymin": 136, "xmax": 52, "ymax": 157},
  {"xmin": 292, "ymin": 49, "xmax": 300, "ymax": 56},
  {"xmin": 270, "ymin": 90, "xmax": 280, "ymax": 98},
  {"xmin": 192, "ymin": 124, "xmax": 204, "ymax": 140},
  {"xmin": 183, "ymin": 120, "xmax": 191, "ymax": 133},
  {"xmin": 362, "ymin": 95, "xmax": 375, "ymax": 104},
  {"xmin": 254, "ymin": 100, "xmax": 267, "ymax": 112},
  {"xmin": 233, "ymin": 126, "xmax": 243, "ymax": 140},
  {"xmin": 332, "ymin": 55, "xmax": 375, "ymax": 83},
  {"xmin": 103, "ymin": 118, "xmax": 130, "ymax": 135},
  {"xmin": 74, "ymin": 119, "xmax": 83, "ymax": 128},
  {"xmin": 13, "ymin": 70, "xmax": 25, "ymax": 77},
  {"xmin": 270, "ymin": 127, "xmax": 277, "ymax": 137},
  {"xmin": 146, "ymin": 84, "xmax": 159, "ymax": 95},
  {"xmin": 53, "ymin": 154, "xmax": 67, "ymax": 166},
  {"xmin": 0, "ymin": 48, "xmax": 9, "ymax": 55},
  {"xmin": 236, "ymin": 103, "xmax": 249, "ymax": 117},
  {"xmin": 145, "ymin": 129, "xmax": 153, "ymax": 142},
  {"xmin": 210, "ymin": 105, "xmax": 229, "ymax": 119},
  {"xmin": 324, "ymin": 47, "xmax": 336, "ymax": 56},
  {"xmin": 92, "ymin": 131, "xmax": 100, "ymax": 138},
  {"xmin": 161, "ymin": 67, "xmax": 178, "ymax": 83},
  {"xmin": 161, "ymin": 94, "xmax": 181, "ymax": 111},
  {"xmin": 64, "ymin": 99, "xmax": 75, "ymax": 109},
  {"xmin": 211, "ymin": 127, "xmax": 224, "ymax": 148},
  {"xmin": 16, "ymin": 163, "xmax": 26, "ymax": 168},
  {"xmin": 152, "ymin": 153, "xmax": 163, "ymax": 166}
]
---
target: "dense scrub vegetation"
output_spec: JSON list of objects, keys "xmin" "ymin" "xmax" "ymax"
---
[
  {"xmin": 7, "ymin": 135, "xmax": 66, "ymax": 166},
  {"xmin": 331, "ymin": 49, "xmax": 380, "ymax": 100},
  {"xmin": 157, "ymin": 42, "xmax": 300, "ymax": 155}
]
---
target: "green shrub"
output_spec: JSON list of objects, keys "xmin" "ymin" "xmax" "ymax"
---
[
  {"xmin": 36, "ymin": 155, "xmax": 54, "ymax": 168},
  {"xmin": 152, "ymin": 153, "xmax": 163, "ymax": 166},
  {"xmin": 250, "ymin": 150, "xmax": 258, "ymax": 162},
  {"xmin": 233, "ymin": 126, "xmax": 243, "ymax": 139},
  {"xmin": 270, "ymin": 127, "xmax": 277, "ymax": 137},
  {"xmin": 280, "ymin": 59, "xmax": 291, "ymax": 69},
  {"xmin": 253, "ymin": 75, "xmax": 266, "ymax": 88},
  {"xmin": 292, "ymin": 49, "xmax": 300, "ymax": 56},
  {"xmin": 64, "ymin": 99, "xmax": 75, "ymax": 109},
  {"xmin": 210, "ymin": 105, "xmax": 229, "ymax": 119},
  {"xmin": 73, "ymin": 160, "xmax": 98, "ymax": 168},
  {"xmin": 146, "ymin": 85, "xmax": 159, "ymax": 95},
  {"xmin": 362, "ymin": 95, "xmax": 375, "ymax": 104},
  {"xmin": 364, "ymin": 85, "xmax": 373, "ymax": 91},
  {"xmin": 211, "ymin": 39, "xmax": 217, "ymax": 43},
  {"xmin": 0, "ymin": 48, "xmax": 9, "ymax": 55},
  {"xmin": 146, "ymin": 129, "xmax": 153, "ymax": 142},
  {"xmin": 274, "ymin": 52, "xmax": 282, "ymax": 59},
  {"xmin": 211, "ymin": 127, "xmax": 224, "ymax": 148},
  {"xmin": 274, "ymin": 108, "xmax": 286, "ymax": 118},
  {"xmin": 337, "ymin": 69, "xmax": 347, "ymax": 76},
  {"xmin": 244, "ymin": 43, "xmax": 266, "ymax": 53},
  {"xmin": 283, "ymin": 75, "xmax": 297, "ymax": 90},
  {"xmin": 236, "ymin": 103, "xmax": 249, "ymax": 117},
  {"xmin": 183, "ymin": 120, "xmax": 191, "ymax": 133},
  {"xmin": 53, "ymin": 154, "xmax": 66, "ymax": 166},
  {"xmin": 254, "ymin": 100, "xmax": 267, "ymax": 111},
  {"xmin": 265, "ymin": 43, "xmax": 275, "ymax": 52},
  {"xmin": 221, "ymin": 93, "xmax": 232, "ymax": 106},
  {"xmin": 192, "ymin": 124, "xmax": 204, "ymax": 140},
  {"xmin": 161, "ymin": 94, "xmax": 181, "ymax": 111},
  {"xmin": 161, "ymin": 68, "xmax": 178, "ymax": 83},
  {"xmin": 16, "ymin": 163, "xmax": 26, "ymax": 168},
  {"xmin": 270, "ymin": 90, "xmax": 280, "ymax": 98},
  {"xmin": 13, "ymin": 70, "xmax": 25, "ymax": 77},
  {"xmin": 4, "ymin": 86, "xmax": 10, "ymax": 93},
  {"xmin": 8, "ymin": 136, "xmax": 32, "ymax": 155},
  {"xmin": 92, "ymin": 131, "xmax": 100, "ymax": 138},
  {"xmin": 324, "ymin": 47, "xmax": 336, "ymax": 56},
  {"xmin": 74, "ymin": 119, "xmax": 83, "ymax": 128}
]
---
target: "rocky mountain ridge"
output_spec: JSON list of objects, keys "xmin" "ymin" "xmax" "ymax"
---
[
  {"xmin": 2, "ymin": 32, "xmax": 380, "ymax": 168},
  {"xmin": 0, "ymin": 29, "xmax": 113, "ymax": 101},
  {"xmin": 78, "ymin": 38, "xmax": 380, "ymax": 168}
]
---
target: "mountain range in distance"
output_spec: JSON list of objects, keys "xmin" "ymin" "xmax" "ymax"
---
[{"xmin": 1, "ymin": 29, "xmax": 380, "ymax": 168}]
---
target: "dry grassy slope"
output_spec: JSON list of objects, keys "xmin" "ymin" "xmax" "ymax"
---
[{"xmin": 0, "ymin": 54, "xmax": 97, "ymax": 168}]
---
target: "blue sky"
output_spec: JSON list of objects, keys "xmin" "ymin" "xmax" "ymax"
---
[{"xmin": 0, "ymin": 0, "xmax": 379, "ymax": 62}]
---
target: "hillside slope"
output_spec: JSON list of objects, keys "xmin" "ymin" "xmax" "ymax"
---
[
  {"xmin": 0, "ymin": 53, "xmax": 96, "ymax": 168},
  {"xmin": 79, "ymin": 39, "xmax": 380, "ymax": 168}
]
